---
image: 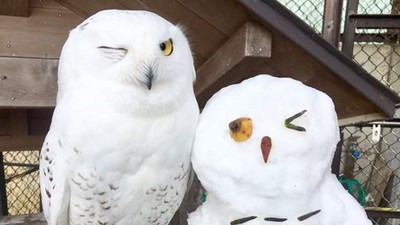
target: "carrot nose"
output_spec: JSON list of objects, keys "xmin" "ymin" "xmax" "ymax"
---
[{"xmin": 261, "ymin": 136, "xmax": 272, "ymax": 163}]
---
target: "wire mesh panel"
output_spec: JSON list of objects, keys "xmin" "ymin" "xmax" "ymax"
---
[
  {"xmin": 2, "ymin": 150, "xmax": 41, "ymax": 215},
  {"xmin": 278, "ymin": 0, "xmax": 400, "ymax": 94},
  {"xmin": 353, "ymin": 41, "xmax": 400, "ymax": 94},
  {"xmin": 277, "ymin": 0, "xmax": 400, "ymax": 224},
  {"xmin": 357, "ymin": 1, "xmax": 400, "ymax": 94},
  {"xmin": 341, "ymin": 125, "xmax": 400, "ymax": 225},
  {"xmin": 277, "ymin": 0, "xmax": 324, "ymax": 32},
  {"xmin": 358, "ymin": 0, "xmax": 392, "ymax": 14}
]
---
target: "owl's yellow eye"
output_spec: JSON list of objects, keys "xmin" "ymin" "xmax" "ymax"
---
[{"xmin": 160, "ymin": 39, "xmax": 173, "ymax": 56}]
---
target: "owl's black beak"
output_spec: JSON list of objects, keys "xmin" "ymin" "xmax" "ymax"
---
[{"xmin": 144, "ymin": 67, "xmax": 154, "ymax": 90}]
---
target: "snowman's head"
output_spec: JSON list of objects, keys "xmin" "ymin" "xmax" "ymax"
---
[{"xmin": 192, "ymin": 75, "xmax": 340, "ymax": 212}]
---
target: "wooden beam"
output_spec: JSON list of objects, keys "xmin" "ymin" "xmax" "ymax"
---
[
  {"xmin": 0, "ymin": 7, "xmax": 82, "ymax": 59},
  {"xmin": 176, "ymin": 0, "xmax": 249, "ymax": 36},
  {"xmin": 0, "ymin": 109, "xmax": 45, "ymax": 151},
  {"xmin": 0, "ymin": 134, "xmax": 44, "ymax": 151},
  {"xmin": 54, "ymin": 0, "xmax": 127, "ymax": 17},
  {"xmin": 53, "ymin": 0, "xmax": 224, "ymax": 65},
  {"xmin": 0, "ymin": 57, "xmax": 58, "ymax": 108},
  {"xmin": 194, "ymin": 22, "xmax": 273, "ymax": 107},
  {"xmin": 0, "ymin": 0, "xmax": 29, "ymax": 17},
  {"xmin": 117, "ymin": 0, "xmax": 228, "ymax": 60},
  {"xmin": 29, "ymin": 0, "xmax": 70, "ymax": 10}
]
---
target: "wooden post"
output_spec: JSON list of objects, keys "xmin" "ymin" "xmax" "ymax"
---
[
  {"xmin": 342, "ymin": 0, "xmax": 359, "ymax": 57},
  {"xmin": 322, "ymin": 0, "xmax": 343, "ymax": 47}
]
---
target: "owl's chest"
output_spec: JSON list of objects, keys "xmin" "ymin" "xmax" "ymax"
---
[{"xmin": 68, "ymin": 156, "xmax": 191, "ymax": 225}]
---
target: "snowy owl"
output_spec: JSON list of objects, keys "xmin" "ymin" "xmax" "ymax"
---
[
  {"xmin": 188, "ymin": 75, "xmax": 371, "ymax": 225},
  {"xmin": 39, "ymin": 10, "xmax": 199, "ymax": 225}
]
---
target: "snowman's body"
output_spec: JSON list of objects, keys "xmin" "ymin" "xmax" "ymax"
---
[{"xmin": 188, "ymin": 75, "xmax": 371, "ymax": 225}]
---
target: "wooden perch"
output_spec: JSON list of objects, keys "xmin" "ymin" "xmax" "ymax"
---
[
  {"xmin": 366, "ymin": 156, "xmax": 394, "ymax": 207},
  {"xmin": 0, "ymin": 213, "xmax": 46, "ymax": 225}
]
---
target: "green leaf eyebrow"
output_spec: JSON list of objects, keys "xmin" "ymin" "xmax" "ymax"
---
[{"xmin": 284, "ymin": 110, "xmax": 307, "ymax": 132}]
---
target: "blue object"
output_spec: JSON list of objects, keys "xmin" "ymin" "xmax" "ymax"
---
[{"xmin": 351, "ymin": 149, "xmax": 360, "ymax": 159}]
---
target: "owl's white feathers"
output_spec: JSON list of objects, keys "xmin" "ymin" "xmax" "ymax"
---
[{"xmin": 40, "ymin": 10, "xmax": 199, "ymax": 225}]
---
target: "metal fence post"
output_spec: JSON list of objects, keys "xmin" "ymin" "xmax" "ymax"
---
[{"xmin": 0, "ymin": 153, "xmax": 8, "ymax": 216}]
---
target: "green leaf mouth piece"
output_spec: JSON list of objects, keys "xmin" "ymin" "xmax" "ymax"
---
[{"xmin": 284, "ymin": 110, "xmax": 307, "ymax": 132}]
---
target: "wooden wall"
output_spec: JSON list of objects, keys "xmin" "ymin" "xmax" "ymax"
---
[{"xmin": 0, "ymin": 0, "xmax": 81, "ymax": 151}]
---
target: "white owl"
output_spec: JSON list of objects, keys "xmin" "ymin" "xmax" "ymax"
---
[
  {"xmin": 188, "ymin": 75, "xmax": 371, "ymax": 225},
  {"xmin": 39, "ymin": 10, "xmax": 199, "ymax": 225}
]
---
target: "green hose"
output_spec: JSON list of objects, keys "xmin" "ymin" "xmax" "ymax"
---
[{"xmin": 339, "ymin": 176, "xmax": 366, "ymax": 206}]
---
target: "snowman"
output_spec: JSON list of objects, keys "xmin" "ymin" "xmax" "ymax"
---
[{"xmin": 188, "ymin": 75, "xmax": 371, "ymax": 225}]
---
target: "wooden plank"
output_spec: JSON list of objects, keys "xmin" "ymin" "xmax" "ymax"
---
[
  {"xmin": 30, "ymin": 0, "xmax": 70, "ymax": 10},
  {"xmin": 54, "ymin": 0, "xmax": 127, "ymax": 17},
  {"xmin": 365, "ymin": 156, "xmax": 394, "ymax": 207},
  {"xmin": 117, "ymin": 0, "xmax": 228, "ymax": 60},
  {"xmin": 0, "ymin": 206, "xmax": 195, "ymax": 225},
  {"xmin": 0, "ymin": 57, "xmax": 58, "ymax": 108},
  {"xmin": 194, "ymin": 22, "xmax": 273, "ymax": 107},
  {"xmin": 177, "ymin": 0, "xmax": 249, "ymax": 35},
  {"xmin": 0, "ymin": 213, "xmax": 46, "ymax": 224},
  {"xmin": 0, "ymin": 133, "xmax": 45, "ymax": 151},
  {"xmin": 0, "ymin": 0, "xmax": 29, "ymax": 17},
  {"xmin": 338, "ymin": 113, "xmax": 385, "ymax": 126},
  {"xmin": 0, "ymin": 7, "xmax": 82, "ymax": 59},
  {"xmin": 53, "ymin": 0, "xmax": 223, "ymax": 64},
  {"xmin": 0, "ymin": 134, "xmax": 45, "ymax": 151}
]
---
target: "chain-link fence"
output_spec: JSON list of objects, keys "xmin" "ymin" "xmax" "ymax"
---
[
  {"xmin": 277, "ymin": 0, "xmax": 400, "ymax": 224},
  {"xmin": 341, "ymin": 124, "xmax": 400, "ymax": 225},
  {"xmin": 2, "ymin": 150, "xmax": 41, "ymax": 215},
  {"xmin": 278, "ymin": 0, "xmax": 325, "ymax": 32},
  {"xmin": 278, "ymin": 0, "xmax": 400, "ymax": 94}
]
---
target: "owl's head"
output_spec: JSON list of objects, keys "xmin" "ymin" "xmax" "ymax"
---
[
  {"xmin": 57, "ymin": 10, "xmax": 195, "ymax": 108},
  {"xmin": 192, "ymin": 75, "xmax": 339, "ymax": 211}
]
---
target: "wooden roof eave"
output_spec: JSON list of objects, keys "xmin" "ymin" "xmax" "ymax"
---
[{"xmin": 238, "ymin": 0, "xmax": 400, "ymax": 119}]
